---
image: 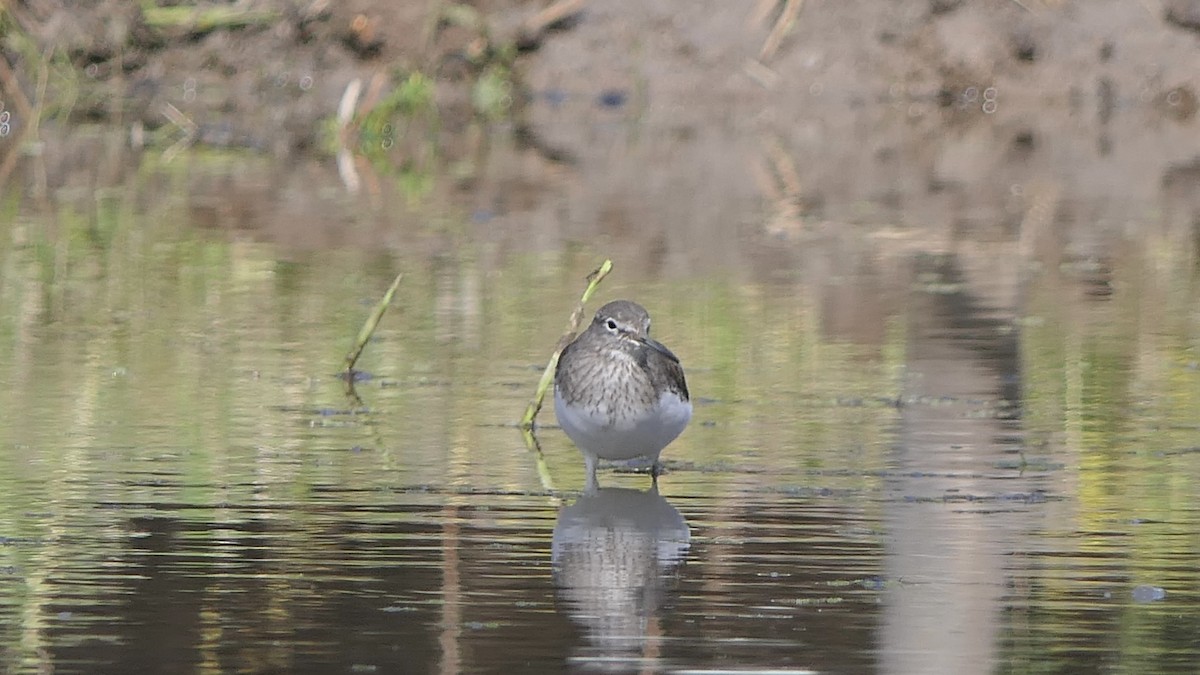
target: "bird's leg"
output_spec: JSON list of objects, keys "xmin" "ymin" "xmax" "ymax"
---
[{"xmin": 584, "ymin": 453, "xmax": 599, "ymax": 494}]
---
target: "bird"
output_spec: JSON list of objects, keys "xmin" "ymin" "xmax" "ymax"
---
[{"xmin": 554, "ymin": 300, "xmax": 692, "ymax": 490}]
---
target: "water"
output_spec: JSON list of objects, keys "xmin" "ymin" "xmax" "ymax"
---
[{"xmin": 2, "ymin": 130, "xmax": 1200, "ymax": 674}]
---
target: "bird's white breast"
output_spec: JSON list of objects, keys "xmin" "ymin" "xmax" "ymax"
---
[{"xmin": 554, "ymin": 387, "xmax": 692, "ymax": 462}]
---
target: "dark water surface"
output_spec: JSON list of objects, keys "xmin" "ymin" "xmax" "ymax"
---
[{"xmin": 3, "ymin": 133, "xmax": 1200, "ymax": 675}]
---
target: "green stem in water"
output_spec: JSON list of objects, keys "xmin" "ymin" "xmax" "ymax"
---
[
  {"xmin": 344, "ymin": 272, "xmax": 404, "ymax": 375},
  {"xmin": 519, "ymin": 259, "xmax": 613, "ymax": 430}
]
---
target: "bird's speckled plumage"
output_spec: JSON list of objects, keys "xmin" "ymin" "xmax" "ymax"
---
[{"xmin": 554, "ymin": 300, "xmax": 692, "ymax": 488}]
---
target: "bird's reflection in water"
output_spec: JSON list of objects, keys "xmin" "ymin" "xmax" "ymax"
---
[{"xmin": 551, "ymin": 486, "xmax": 690, "ymax": 668}]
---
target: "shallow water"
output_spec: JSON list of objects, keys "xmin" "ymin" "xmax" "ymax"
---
[{"xmin": 2, "ymin": 128, "xmax": 1200, "ymax": 675}]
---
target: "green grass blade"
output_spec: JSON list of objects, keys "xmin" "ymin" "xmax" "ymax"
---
[
  {"xmin": 344, "ymin": 272, "xmax": 404, "ymax": 374},
  {"xmin": 520, "ymin": 259, "xmax": 613, "ymax": 429}
]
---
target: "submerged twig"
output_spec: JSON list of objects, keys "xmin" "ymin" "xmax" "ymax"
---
[
  {"xmin": 520, "ymin": 259, "xmax": 613, "ymax": 430},
  {"xmin": 759, "ymin": 0, "xmax": 804, "ymax": 62},
  {"xmin": 520, "ymin": 427, "xmax": 558, "ymax": 494},
  {"xmin": 344, "ymin": 272, "xmax": 404, "ymax": 375}
]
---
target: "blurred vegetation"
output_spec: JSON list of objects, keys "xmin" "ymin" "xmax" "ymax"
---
[
  {"xmin": 139, "ymin": 3, "xmax": 280, "ymax": 32},
  {"xmin": 324, "ymin": 2, "xmax": 522, "ymax": 201}
]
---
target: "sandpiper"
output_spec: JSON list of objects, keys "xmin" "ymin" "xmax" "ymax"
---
[{"xmin": 554, "ymin": 300, "xmax": 692, "ymax": 489}]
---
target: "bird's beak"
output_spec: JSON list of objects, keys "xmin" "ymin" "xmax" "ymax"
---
[{"xmin": 639, "ymin": 336, "xmax": 681, "ymax": 364}]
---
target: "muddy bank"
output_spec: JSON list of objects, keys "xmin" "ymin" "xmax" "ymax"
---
[
  {"xmin": 3, "ymin": 0, "xmax": 540, "ymax": 153},
  {"xmin": 511, "ymin": 1, "xmax": 1200, "ymax": 271},
  {"xmin": 3, "ymin": 1, "xmax": 1200, "ymax": 279}
]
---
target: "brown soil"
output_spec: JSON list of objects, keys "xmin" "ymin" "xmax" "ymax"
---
[
  {"xmin": 4, "ymin": 1, "xmax": 1200, "ymax": 271},
  {"xmin": 3, "ymin": 0, "xmax": 524, "ymax": 152}
]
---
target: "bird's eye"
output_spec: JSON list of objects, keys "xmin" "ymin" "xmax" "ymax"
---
[{"xmin": 605, "ymin": 318, "xmax": 618, "ymax": 331}]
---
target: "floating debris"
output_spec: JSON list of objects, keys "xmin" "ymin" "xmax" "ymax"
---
[{"xmin": 1132, "ymin": 585, "xmax": 1166, "ymax": 603}]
